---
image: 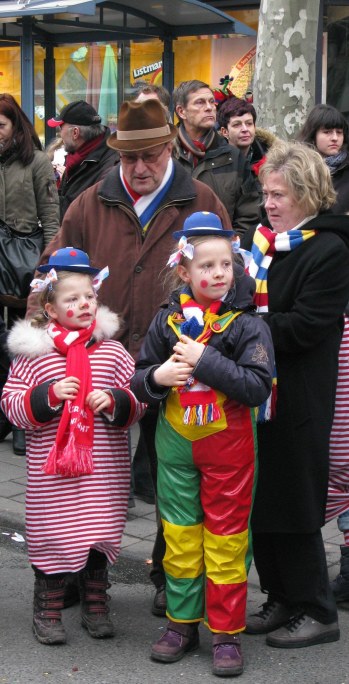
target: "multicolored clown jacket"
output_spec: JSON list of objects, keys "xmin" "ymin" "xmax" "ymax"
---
[{"xmin": 131, "ymin": 267, "xmax": 274, "ymax": 634}]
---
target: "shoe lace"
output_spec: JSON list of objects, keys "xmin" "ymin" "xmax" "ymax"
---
[
  {"xmin": 256, "ymin": 601, "xmax": 277, "ymax": 620},
  {"xmin": 285, "ymin": 614, "xmax": 306, "ymax": 633}
]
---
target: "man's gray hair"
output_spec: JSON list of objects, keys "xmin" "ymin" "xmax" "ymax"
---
[
  {"xmin": 78, "ymin": 123, "xmax": 105, "ymax": 141},
  {"xmin": 173, "ymin": 80, "xmax": 211, "ymax": 111}
]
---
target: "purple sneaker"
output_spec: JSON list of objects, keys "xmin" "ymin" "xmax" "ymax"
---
[
  {"xmin": 151, "ymin": 620, "xmax": 200, "ymax": 663},
  {"xmin": 212, "ymin": 633, "xmax": 244, "ymax": 677}
]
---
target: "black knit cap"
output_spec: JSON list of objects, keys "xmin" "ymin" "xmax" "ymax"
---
[{"xmin": 47, "ymin": 100, "xmax": 102, "ymax": 128}]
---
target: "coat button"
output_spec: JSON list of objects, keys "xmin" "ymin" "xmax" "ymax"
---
[
  {"xmin": 135, "ymin": 265, "xmax": 143, "ymax": 273},
  {"xmin": 132, "ymin": 333, "xmax": 140, "ymax": 341}
]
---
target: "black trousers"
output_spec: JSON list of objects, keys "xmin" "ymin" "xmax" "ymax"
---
[
  {"xmin": 252, "ymin": 530, "xmax": 338, "ymax": 624},
  {"xmin": 138, "ymin": 407, "xmax": 166, "ymax": 589}
]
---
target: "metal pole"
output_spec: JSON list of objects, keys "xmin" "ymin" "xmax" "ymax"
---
[
  {"xmin": 315, "ymin": 0, "xmax": 324, "ymax": 104},
  {"xmin": 21, "ymin": 16, "xmax": 34, "ymax": 122},
  {"xmin": 44, "ymin": 42, "xmax": 56, "ymax": 146},
  {"xmin": 162, "ymin": 35, "xmax": 174, "ymax": 112}
]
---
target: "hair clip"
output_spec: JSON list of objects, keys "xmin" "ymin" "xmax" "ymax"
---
[
  {"xmin": 30, "ymin": 268, "xmax": 58, "ymax": 292},
  {"xmin": 167, "ymin": 236, "xmax": 195, "ymax": 268},
  {"xmin": 92, "ymin": 266, "xmax": 109, "ymax": 291}
]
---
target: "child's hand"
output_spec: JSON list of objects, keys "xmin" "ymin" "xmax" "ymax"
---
[
  {"xmin": 53, "ymin": 376, "xmax": 80, "ymax": 401},
  {"xmin": 85, "ymin": 389, "xmax": 112, "ymax": 413},
  {"xmin": 173, "ymin": 335, "xmax": 205, "ymax": 366},
  {"xmin": 153, "ymin": 356, "xmax": 193, "ymax": 387}
]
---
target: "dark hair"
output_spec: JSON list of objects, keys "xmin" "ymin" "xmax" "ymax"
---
[
  {"xmin": 297, "ymin": 104, "xmax": 349, "ymax": 147},
  {"xmin": 173, "ymin": 80, "xmax": 211, "ymax": 112},
  {"xmin": 0, "ymin": 93, "xmax": 42, "ymax": 164},
  {"xmin": 217, "ymin": 97, "xmax": 257, "ymax": 129},
  {"xmin": 134, "ymin": 84, "xmax": 171, "ymax": 108}
]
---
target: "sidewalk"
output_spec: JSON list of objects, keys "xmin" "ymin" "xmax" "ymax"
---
[{"xmin": 0, "ymin": 428, "xmax": 347, "ymax": 582}]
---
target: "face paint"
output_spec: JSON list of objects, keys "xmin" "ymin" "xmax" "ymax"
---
[
  {"xmin": 66, "ymin": 310, "xmax": 74, "ymax": 318},
  {"xmin": 200, "ymin": 279, "xmax": 208, "ymax": 288}
]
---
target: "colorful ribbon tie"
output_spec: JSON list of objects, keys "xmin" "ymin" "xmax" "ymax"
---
[
  {"xmin": 167, "ymin": 236, "xmax": 195, "ymax": 268},
  {"xmin": 92, "ymin": 266, "xmax": 109, "ymax": 292},
  {"xmin": 30, "ymin": 268, "xmax": 58, "ymax": 292}
]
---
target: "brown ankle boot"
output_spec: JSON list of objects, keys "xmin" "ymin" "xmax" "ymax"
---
[
  {"xmin": 80, "ymin": 568, "xmax": 115, "ymax": 638},
  {"xmin": 33, "ymin": 575, "xmax": 66, "ymax": 645}
]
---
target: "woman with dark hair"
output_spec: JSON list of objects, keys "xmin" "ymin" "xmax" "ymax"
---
[
  {"xmin": 298, "ymin": 103, "xmax": 349, "ymax": 214},
  {"xmin": 0, "ymin": 93, "xmax": 60, "ymax": 454}
]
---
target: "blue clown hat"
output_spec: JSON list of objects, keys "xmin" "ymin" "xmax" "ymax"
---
[
  {"xmin": 37, "ymin": 247, "xmax": 100, "ymax": 275},
  {"xmin": 172, "ymin": 211, "xmax": 235, "ymax": 240}
]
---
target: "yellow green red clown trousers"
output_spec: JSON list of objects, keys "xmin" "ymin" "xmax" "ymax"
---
[{"xmin": 155, "ymin": 400, "xmax": 257, "ymax": 634}]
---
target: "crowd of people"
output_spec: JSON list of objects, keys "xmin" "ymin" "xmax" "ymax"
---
[{"xmin": 0, "ymin": 81, "xmax": 349, "ymax": 678}]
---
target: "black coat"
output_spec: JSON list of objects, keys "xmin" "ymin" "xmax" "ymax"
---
[
  {"xmin": 330, "ymin": 152, "xmax": 349, "ymax": 214},
  {"xmin": 242, "ymin": 214, "xmax": 349, "ymax": 533},
  {"xmin": 131, "ymin": 266, "xmax": 274, "ymax": 410},
  {"xmin": 59, "ymin": 128, "xmax": 118, "ymax": 221}
]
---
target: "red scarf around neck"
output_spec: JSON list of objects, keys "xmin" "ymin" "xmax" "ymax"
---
[
  {"xmin": 64, "ymin": 133, "xmax": 104, "ymax": 178},
  {"xmin": 42, "ymin": 320, "xmax": 96, "ymax": 478}
]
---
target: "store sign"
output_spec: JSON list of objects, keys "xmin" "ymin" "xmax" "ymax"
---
[{"xmin": 133, "ymin": 61, "xmax": 162, "ymax": 79}]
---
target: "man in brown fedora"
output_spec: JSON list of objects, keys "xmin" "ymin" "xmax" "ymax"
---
[{"xmin": 27, "ymin": 97, "xmax": 232, "ymax": 618}]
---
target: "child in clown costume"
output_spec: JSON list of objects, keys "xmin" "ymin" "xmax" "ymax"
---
[
  {"xmin": 1, "ymin": 247, "xmax": 145, "ymax": 646},
  {"xmin": 131, "ymin": 212, "xmax": 274, "ymax": 677}
]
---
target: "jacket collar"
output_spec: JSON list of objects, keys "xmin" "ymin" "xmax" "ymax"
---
[
  {"xmin": 7, "ymin": 306, "xmax": 120, "ymax": 359},
  {"xmin": 97, "ymin": 158, "xmax": 197, "ymax": 206}
]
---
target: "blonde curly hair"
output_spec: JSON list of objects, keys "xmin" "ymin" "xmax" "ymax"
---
[{"xmin": 259, "ymin": 140, "xmax": 337, "ymax": 214}]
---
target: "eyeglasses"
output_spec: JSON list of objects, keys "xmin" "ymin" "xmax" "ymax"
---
[{"xmin": 120, "ymin": 145, "xmax": 167, "ymax": 165}]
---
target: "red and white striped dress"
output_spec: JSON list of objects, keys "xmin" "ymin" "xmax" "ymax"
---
[
  {"xmin": 2, "ymin": 319, "xmax": 144, "ymax": 575},
  {"xmin": 326, "ymin": 314, "xmax": 349, "ymax": 523}
]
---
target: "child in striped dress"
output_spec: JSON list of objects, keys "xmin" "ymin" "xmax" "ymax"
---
[{"xmin": 1, "ymin": 247, "xmax": 145, "ymax": 646}]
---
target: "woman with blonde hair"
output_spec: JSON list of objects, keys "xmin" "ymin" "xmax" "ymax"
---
[{"xmin": 242, "ymin": 141, "xmax": 349, "ymax": 649}]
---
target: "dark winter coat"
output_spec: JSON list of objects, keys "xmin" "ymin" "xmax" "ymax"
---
[
  {"xmin": 27, "ymin": 161, "xmax": 232, "ymax": 359},
  {"xmin": 242, "ymin": 214, "xmax": 349, "ymax": 533},
  {"xmin": 173, "ymin": 132, "xmax": 260, "ymax": 236},
  {"xmin": 58, "ymin": 128, "xmax": 119, "ymax": 220},
  {"xmin": 131, "ymin": 266, "xmax": 274, "ymax": 410},
  {"xmin": 329, "ymin": 151, "xmax": 349, "ymax": 214}
]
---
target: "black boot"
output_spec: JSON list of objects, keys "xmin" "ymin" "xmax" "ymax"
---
[
  {"xmin": 12, "ymin": 426, "xmax": 26, "ymax": 455},
  {"xmin": 331, "ymin": 545, "xmax": 349, "ymax": 602},
  {"xmin": 80, "ymin": 552, "xmax": 115, "ymax": 638},
  {"xmin": 0, "ymin": 408, "xmax": 11, "ymax": 442},
  {"xmin": 33, "ymin": 572, "xmax": 67, "ymax": 645}
]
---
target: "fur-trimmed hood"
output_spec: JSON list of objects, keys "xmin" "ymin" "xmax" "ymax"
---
[
  {"xmin": 7, "ymin": 306, "xmax": 120, "ymax": 360},
  {"xmin": 255, "ymin": 127, "xmax": 278, "ymax": 149}
]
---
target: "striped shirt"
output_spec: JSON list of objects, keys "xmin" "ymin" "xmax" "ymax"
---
[
  {"xmin": 326, "ymin": 315, "xmax": 349, "ymax": 523},
  {"xmin": 2, "ymin": 340, "xmax": 144, "ymax": 574}
]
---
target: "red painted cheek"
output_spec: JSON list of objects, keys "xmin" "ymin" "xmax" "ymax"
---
[
  {"xmin": 200, "ymin": 279, "xmax": 209, "ymax": 288},
  {"xmin": 66, "ymin": 310, "xmax": 74, "ymax": 318}
]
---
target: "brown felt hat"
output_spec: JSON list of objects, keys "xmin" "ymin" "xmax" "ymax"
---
[{"xmin": 107, "ymin": 99, "xmax": 177, "ymax": 152}]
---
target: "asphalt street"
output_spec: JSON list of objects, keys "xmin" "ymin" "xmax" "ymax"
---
[{"xmin": 0, "ymin": 432, "xmax": 349, "ymax": 683}]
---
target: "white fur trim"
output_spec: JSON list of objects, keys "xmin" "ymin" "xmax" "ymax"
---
[
  {"xmin": 7, "ymin": 320, "xmax": 54, "ymax": 359},
  {"xmin": 94, "ymin": 306, "xmax": 120, "ymax": 341},
  {"xmin": 7, "ymin": 306, "xmax": 120, "ymax": 359}
]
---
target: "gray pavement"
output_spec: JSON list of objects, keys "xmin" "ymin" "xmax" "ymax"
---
[{"xmin": 1, "ymin": 429, "xmax": 349, "ymax": 683}]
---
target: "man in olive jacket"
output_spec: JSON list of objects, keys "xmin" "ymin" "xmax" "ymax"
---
[
  {"xmin": 172, "ymin": 79, "xmax": 260, "ymax": 237},
  {"xmin": 27, "ymin": 98, "xmax": 233, "ymax": 614}
]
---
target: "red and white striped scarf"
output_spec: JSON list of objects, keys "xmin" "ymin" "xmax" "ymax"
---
[{"xmin": 42, "ymin": 320, "xmax": 96, "ymax": 478}]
